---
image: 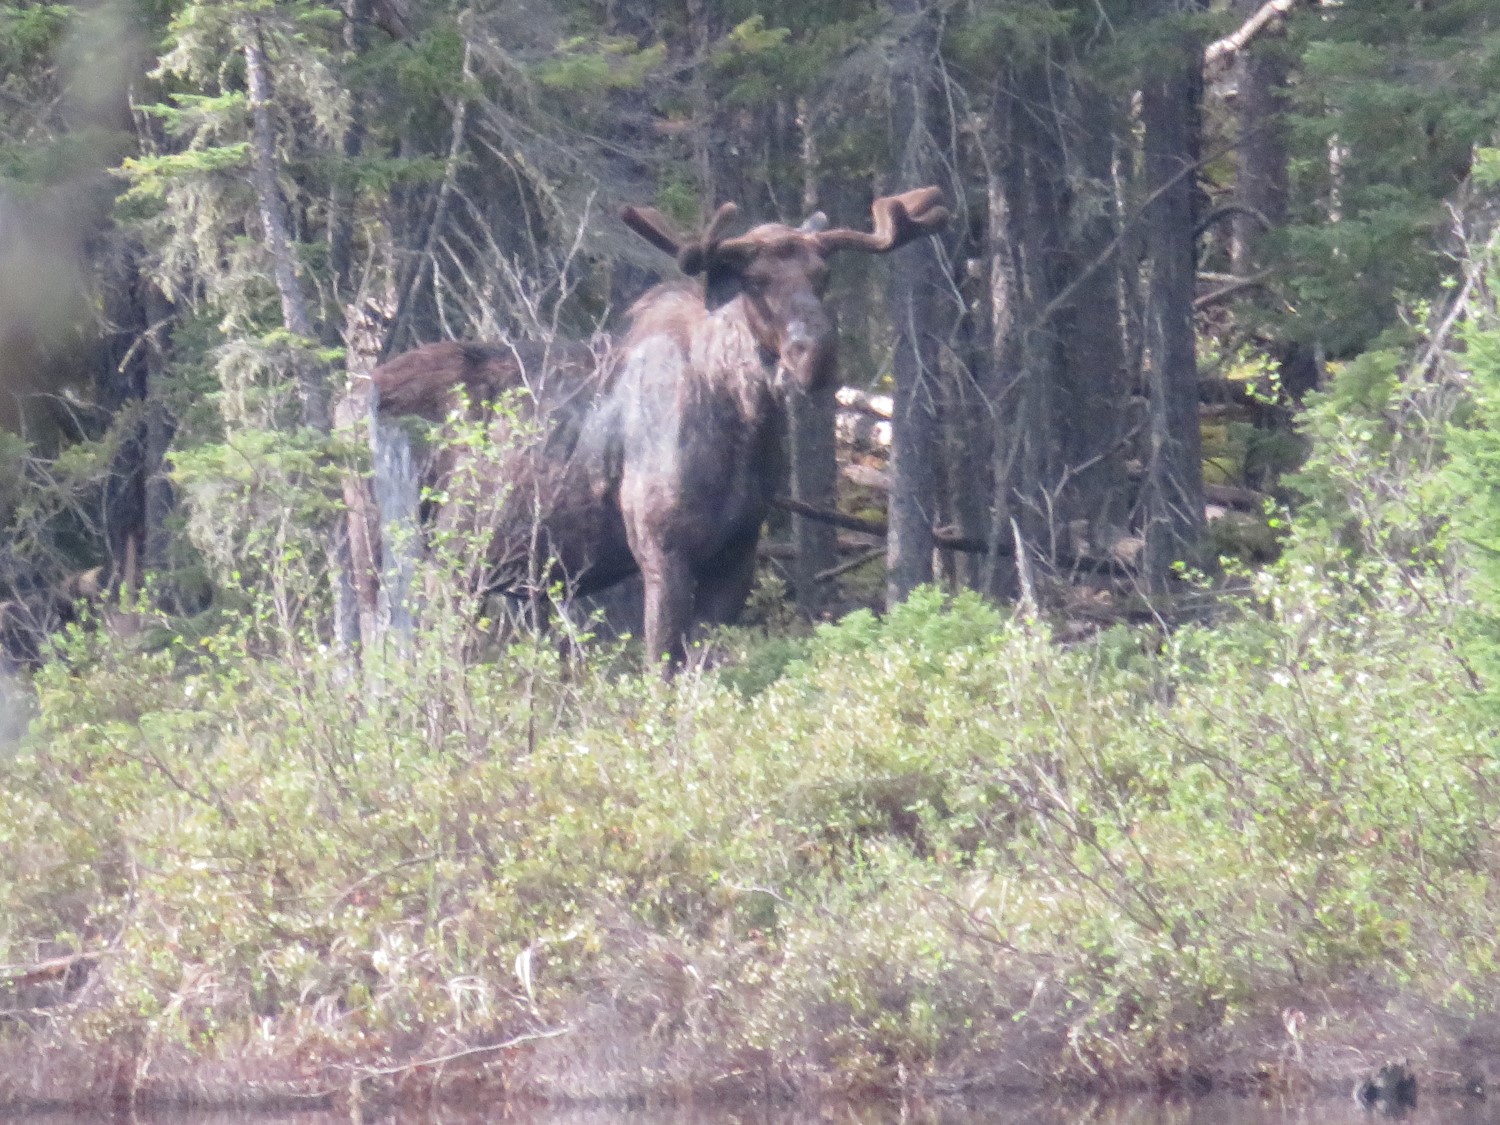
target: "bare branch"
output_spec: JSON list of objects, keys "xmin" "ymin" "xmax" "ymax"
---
[
  {"xmin": 1195, "ymin": 268, "xmax": 1273, "ymax": 309},
  {"xmin": 1204, "ymin": 0, "xmax": 1308, "ymax": 70}
]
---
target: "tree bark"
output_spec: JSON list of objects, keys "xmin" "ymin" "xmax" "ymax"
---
[
  {"xmin": 1141, "ymin": 21, "xmax": 1207, "ymax": 591},
  {"xmin": 790, "ymin": 112, "xmax": 838, "ymax": 618},
  {"xmin": 240, "ymin": 17, "xmax": 328, "ymax": 432},
  {"xmin": 1229, "ymin": 0, "xmax": 1319, "ymax": 400},
  {"xmin": 987, "ymin": 65, "xmax": 1066, "ymax": 593},
  {"xmin": 324, "ymin": 0, "xmax": 370, "ymax": 346},
  {"xmin": 884, "ymin": 0, "xmax": 944, "ymax": 606},
  {"xmin": 980, "ymin": 70, "xmax": 1022, "ymax": 598},
  {"xmin": 1056, "ymin": 82, "xmax": 1129, "ymax": 548},
  {"xmin": 327, "ymin": 0, "xmax": 371, "ymax": 649},
  {"xmin": 1230, "ymin": 0, "xmax": 1290, "ymax": 277},
  {"xmin": 142, "ymin": 281, "xmax": 176, "ymax": 584}
]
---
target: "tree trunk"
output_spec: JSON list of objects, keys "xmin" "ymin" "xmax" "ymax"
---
[
  {"xmin": 884, "ymin": 0, "xmax": 944, "ymax": 606},
  {"xmin": 1230, "ymin": 0, "xmax": 1289, "ymax": 276},
  {"xmin": 327, "ymin": 0, "xmax": 371, "ymax": 648},
  {"xmin": 948, "ymin": 215, "xmax": 995, "ymax": 593},
  {"xmin": 980, "ymin": 71, "xmax": 1022, "ymax": 598},
  {"xmin": 324, "ymin": 0, "xmax": 369, "ymax": 347},
  {"xmin": 1056, "ymin": 83, "xmax": 1129, "ymax": 551},
  {"xmin": 790, "ymin": 109, "xmax": 837, "ymax": 618},
  {"xmin": 142, "ymin": 281, "xmax": 176, "ymax": 584},
  {"xmin": 240, "ymin": 17, "xmax": 328, "ymax": 432},
  {"xmin": 1141, "ymin": 24, "xmax": 1206, "ymax": 591},
  {"xmin": 1230, "ymin": 0, "xmax": 1318, "ymax": 401},
  {"xmin": 985, "ymin": 65, "xmax": 1066, "ymax": 594}
]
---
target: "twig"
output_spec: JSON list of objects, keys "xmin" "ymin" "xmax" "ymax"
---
[
  {"xmin": 815, "ymin": 546, "xmax": 885, "ymax": 582},
  {"xmin": 348, "ymin": 1026, "xmax": 570, "ymax": 1078}
]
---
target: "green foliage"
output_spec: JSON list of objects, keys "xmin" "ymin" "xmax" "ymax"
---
[
  {"xmin": 1279, "ymin": 0, "xmax": 1500, "ymax": 353},
  {"xmin": 1288, "ymin": 335, "xmax": 1458, "ymax": 580},
  {"xmin": 535, "ymin": 35, "xmax": 665, "ymax": 94},
  {"xmin": 5, "ymin": 522, "xmax": 1493, "ymax": 1099},
  {"xmin": 1443, "ymin": 232, "xmax": 1500, "ymax": 707}
]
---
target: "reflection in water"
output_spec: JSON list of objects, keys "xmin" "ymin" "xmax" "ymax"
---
[{"xmin": 22, "ymin": 1098, "xmax": 1500, "ymax": 1125}]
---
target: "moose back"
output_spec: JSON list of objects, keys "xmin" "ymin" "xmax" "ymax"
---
[{"xmin": 344, "ymin": 188, "xmax": 948, "ymax": 667}]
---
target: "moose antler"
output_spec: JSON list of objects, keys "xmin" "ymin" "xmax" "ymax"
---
[
  {"xmin": 619, "ymin": 202, "xmax": 742, "ymax": 275},
  {"xmin": 813, "ymin": 187, "xmax": 949, "ymax": 255}
]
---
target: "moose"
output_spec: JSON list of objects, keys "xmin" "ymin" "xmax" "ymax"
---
[{"xmin": 345, "ymin": 187, "xmax": 948, "ymax": 667}]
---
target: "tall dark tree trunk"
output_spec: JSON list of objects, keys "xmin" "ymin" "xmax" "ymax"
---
[
  {"xmin": 1140, "ymin": 19, "xmax": 1206, "ymax": 591},
  {"xmin": 884, "ymin": 0, "xmax": 944, "ymax": 606},
  {"xmin": 1055, "ymin": 83, "xmax": 1129, "ymax": 551},
  {"xmin": 790, "ymin": 109, "xmax": 837, "ymax": 618},
  {"xmin": 1230, "ymin": 0, "xmax": 1318, "ymax": 400},
  {"xmin": 986, "ymin": 65, "xmax": 1068, "ymax": 596},
  {"xmin": 142, "ymin": 281, "xmax": 176, "ymax": 584},
  {"xmin": 1231, "ymin": 0, "xmax": 1289, "ymax": 277},
  {"xmin": 96, "ymin": 245, "xmax": 152, "ymax": 589},
  {"xmin": 949, "ymin": 207, "xmax": 995, "ymax": 593}
]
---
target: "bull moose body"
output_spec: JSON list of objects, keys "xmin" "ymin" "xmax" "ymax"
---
[{"xmin": 348, "ymin": 188, "xmax": 947, "ymax": 666}]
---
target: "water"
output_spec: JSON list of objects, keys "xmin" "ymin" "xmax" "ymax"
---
[{"xmin": 20, "ymin": 1097, "xmax": 1500, "ymax": 1125}]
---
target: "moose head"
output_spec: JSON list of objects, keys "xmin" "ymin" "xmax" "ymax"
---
[{"xmin": 619, "ymin": 187, "xmax": 949, "ymax": 397}]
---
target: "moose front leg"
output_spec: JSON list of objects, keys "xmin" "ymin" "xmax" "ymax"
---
[{"xmin": 639, "ymin": 551, "xmax": 696, "ymax": 670}]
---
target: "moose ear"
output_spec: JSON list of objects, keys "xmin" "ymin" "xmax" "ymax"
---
[{"xmin": 702, "ymin": 262, "xmax": 744, "ymax": 312}]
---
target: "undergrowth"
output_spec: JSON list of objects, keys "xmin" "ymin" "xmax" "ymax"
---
[
  {"xmin": 0, "ymin": 552, "xmax": 1492, "ymax": 1106},
  {"xmin": 5, "ymin": 259, "xmax": 1500, "ymax": 1107}
]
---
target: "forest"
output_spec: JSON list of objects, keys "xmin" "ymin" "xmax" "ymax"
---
[{"xmin": 3, "ymin": 0, "xmax": 1500, "ymax": 1112}]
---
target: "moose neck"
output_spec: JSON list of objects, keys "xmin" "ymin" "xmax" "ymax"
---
[{"xmin": 694, "ymin": 295, "xmax": 788, "ymax": 427}]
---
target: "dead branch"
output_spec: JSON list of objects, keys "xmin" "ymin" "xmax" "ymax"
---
[
  {"xmin": 816, "ymin": 546, "xmax": 886, "ymax": 582},
  {"xmin": 1, "ymin": 952, "xmax": 98, "ymax": 988},
  {"xmin": 1205, "ymin": 482, "xmax": 1272, "ymax": 511},
  {"xmin": 834, "ymin": 387, "xmax": 892, "ymax": 418},
  {"xmin": 1204, "ymin": 0, "xmax": 1308, "ymax": 70},
  {"xmin": 771, "ymin": 497, "xmax": 996, "ymax": 556},
  {"xmin": 1195, "ymin": 268, "xmax": 1273, "ymax": 309}
]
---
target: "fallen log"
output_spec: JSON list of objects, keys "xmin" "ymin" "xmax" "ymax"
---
[{"xmin": 772, "ymin": 497, "xmax": 996, "ymax": 556}]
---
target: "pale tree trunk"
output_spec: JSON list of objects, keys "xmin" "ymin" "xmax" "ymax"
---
[
  {"xmin": 948, "ymin": 207, "xmax": 995, "ymax": 594},
  {"xmin": 978, "ymin": 73, "xmax": 1021, "ymax": 598},
  {"xmin": 686, "ymin": 0, "xmax": 722, "ymax": 207},
  {"xmin": 325, "ymin": 0, "xmax": 369, "ymax": 343},
  {"xmin": 1010, "ymin": 75, "xmax": 1063, "ymax": 561},
  {"xmin": 885, "ymin": 0, "xmax": 944, "ymax": 606},
  {"xmin": 790, "ymin": 104, "xmax": 838, "ymax": 618},
  {"xmin": 1140, "ymin": 20, "xmax": 1206, "ymax": 592},
  {"xmin": 240, "ymin": 17, "xmax": 328, "ymax": 432},
  {"xmin": 326, "ymin": 0, "xmax": 370, "ymax": 649}
]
